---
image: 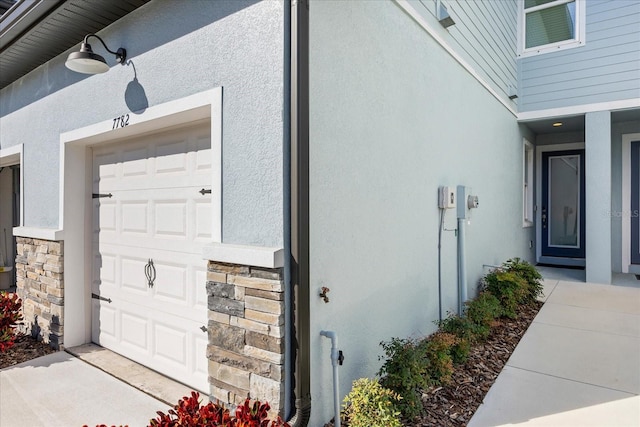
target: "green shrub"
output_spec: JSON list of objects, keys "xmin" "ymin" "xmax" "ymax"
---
[
  {"xmin": 424, "ymin": 332, "xmax": 457, "ymax": 385},
  {"xmin": 503, "ymin": 257, "xmax": 543, "ymax": 304},
  {"xmin": 440, "ymin": 313, "xmax": 484, "ymax": 343},
  {"xmin": 378, "ymin": 337, "xmax": 430, "ymax": 418},
  {"xmin": 464, "ymin": 292, "xmax": 503, "ymax": 340},
  {"xmin": 482, "ymin": 270, "xmax": 528, "ymax": 318},
  {"xmin": 342, "ymin": 378, "xmax": 402, "ymax": 427},
  {"xmin": 437, "ymin": 315, "xmax": 475, "ymax": 364}
]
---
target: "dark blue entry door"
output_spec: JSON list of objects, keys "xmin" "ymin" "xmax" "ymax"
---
[
  {"xmin": 632, "ymin": 141, "xmax": 640, "ymax": 265},
  {"xmin": 541, "ymin": 150, "xmax": 586, "ymax": 259}
]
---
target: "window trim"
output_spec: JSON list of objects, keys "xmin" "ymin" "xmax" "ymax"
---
[
  {"xmin": 523, "ymin": 139, "xmax": 535, "ymax": 227},
  {"xmin": 517, "ymin": 0, "xmax": 586, "ymax": 58}
]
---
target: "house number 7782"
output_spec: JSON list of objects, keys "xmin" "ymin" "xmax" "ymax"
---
[{"xmin": 112, "ymin": 114, "xmax": 130, "ymax": 130}]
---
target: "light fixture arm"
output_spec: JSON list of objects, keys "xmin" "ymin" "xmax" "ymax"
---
[{"xmin": 83, "ymin": 34, "xmax": 126, "ymax": 64}]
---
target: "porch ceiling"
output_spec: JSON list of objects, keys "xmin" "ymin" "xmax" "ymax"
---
[
  {"xmin": 522, "ymin": 108, "xmax": 640, "ymax": 136},
  {"xmin": 0, "ymin": 0, "xmax": 150, "ymax": 90}
]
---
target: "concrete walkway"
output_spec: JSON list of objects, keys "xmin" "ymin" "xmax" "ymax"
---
[
  {"xmin": 469, "ymin": 278, "xmax": 640, "ymax": 426},
  {"xmin": 0, "ymin": 351, "xmax": 171, "ymax": 427}
]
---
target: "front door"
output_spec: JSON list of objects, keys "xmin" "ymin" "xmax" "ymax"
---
[
  {"xmin": 632, "ymin": 141, "xmax": 640, "ymax": 265},
  {"xmin": 541, "ymin": 150, "xmax": 585, "ymax": 259}
]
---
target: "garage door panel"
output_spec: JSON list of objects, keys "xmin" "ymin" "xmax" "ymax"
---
[
  {"xmin": 122, "ymin": 147, "xmax": 150, "ymax": 177},
  {"xmin": 121, "ymin": 256, "xmax": 149, "ymax": 293},
  {"xmin": 195, "ymin": 267, "xmax": 208, "ymax": 309},
  {"xmin": 155, "ymin": 141, "xmax": 189, "ymax": 175},
  {"xmin": 154, "ymin": 263, "xmax": 188, "ymax": 302},
  {"xmin": 121, "ymin": 312, "xmax": 149, "ymax": 351},
  {"xmin": 94, "ymin": 301, "xmax": 117, "ymax": 339},
  {"xmin": 154, "ymin": 322, "xmax": 188, "ymax": 365},
  {"xmin": 93, "ymin": 251, "xmax": 117, "ymax": 293},
  {"xmin": 154, "ymin": 200, "xmax": 187, "ymax": 238},
  {"xmin": 121, "ymin": 202, "xmax": 149, "ymax": 236},
  {"xmin": 194, "ymin": 334, "xmax": 208, "ymax": 377},
  {"xmin": 96, "ymin": 201, "xmax": 117, "ymax": 233},
  {"xmin": 195, "ymin": 200, "xmax": 212, "ymax": 241},
  {"xmin": 92, "ymin": 123, "xmax": 210, "ymax": 393},
  {"xmin": 95, "ymin": 243, "xmax": 206, "ymax": 319}
]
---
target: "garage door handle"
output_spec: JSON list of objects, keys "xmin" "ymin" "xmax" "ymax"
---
[
  {"xmin": 199, "ymin": 188, "xmax": 211, "ymax": 195},
  {"xmin": 145, "ymin": 259, "xmax": 156, "ymax": 288}
]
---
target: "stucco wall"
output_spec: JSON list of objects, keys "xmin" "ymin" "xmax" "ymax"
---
[
  {"xmin": 308, "ymin": 1, "xmax": 534, "ymax": 425},
  {"xmin": 0, "ymin": 0, "xmax": 285, "ymax": 248}
]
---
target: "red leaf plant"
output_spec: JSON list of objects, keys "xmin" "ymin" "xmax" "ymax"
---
[
  {"xmin": 148, "ymin": 391, "xmax": 289, "ymax": 427},
  {"xmin": 0, "ymin": 291, "xmax": 22, "ymax": 353}
]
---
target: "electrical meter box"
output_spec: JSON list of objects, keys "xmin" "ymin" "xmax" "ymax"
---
[
  {"xmin": 457, "ymin": 186, "xmax": 479, "ymax": 219},
  {"xmin": 438, "ymin": 186, "xmax": 456, "ymax": 209}
]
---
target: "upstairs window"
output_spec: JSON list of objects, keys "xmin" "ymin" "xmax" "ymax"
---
[{"xmin": 519, "ymin": 0, "xmax": 585, "ymax": 57}]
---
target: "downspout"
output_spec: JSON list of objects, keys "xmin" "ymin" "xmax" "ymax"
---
[{"xmin": 287, "ymin": 0, "xmax": 311, "ymax": 425}]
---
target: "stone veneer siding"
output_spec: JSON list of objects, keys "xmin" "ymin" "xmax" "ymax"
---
[
  {"xmin": 206, "ymin": 261, "xmax": 285, "ymax": 415},
  {"xmin": 15, "ymin": 237, "xmax": 64, "ymax": 349}
]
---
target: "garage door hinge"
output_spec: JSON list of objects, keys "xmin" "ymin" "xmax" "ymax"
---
[
  {"xmin": 91, "ymin": 293, "xmax": 112, "ymax": 303},
  {"xmin": 200, "ymin": 325, "xmax": 208, "ymax": 332},
  {"xmin": 92, "ymin": 193, "xmax": 113, "ymax": 199},
  {"xmin": 199, "ymin": 188, "xmax": 211, "ymax": 195}
]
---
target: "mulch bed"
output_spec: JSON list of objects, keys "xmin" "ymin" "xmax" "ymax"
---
[
  {"xmin": 415, "ymin": 301, "xmax": 542, "ymax": 426},
  {"xmin": 325, "ymin": 301, "xmax": 542, "ymax": 427},
  {"xmin": 0, "ymin": 333, "xmax": 57, "ymax": 369}
]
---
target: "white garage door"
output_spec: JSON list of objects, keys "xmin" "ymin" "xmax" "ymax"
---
[{"xmin": 91, "ymin": 122, "xmax": 211, "ymax": 392}]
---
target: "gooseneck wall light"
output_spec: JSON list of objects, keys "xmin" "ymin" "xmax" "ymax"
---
[{"xmin": 65, "ymin": 34, "xmax": 126, "ymax": 74}]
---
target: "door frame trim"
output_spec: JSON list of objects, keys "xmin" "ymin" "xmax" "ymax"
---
[
  {"xmin": 536, "ymin": 142, "xmax": 585, "ymax": 265},
  {"xmin": 622, "ymin": 133, "xmax": 640, "ymax": 273},
  {"xmin": 59, "ymin": 88, "xmax": 222, "ymax": 348}
]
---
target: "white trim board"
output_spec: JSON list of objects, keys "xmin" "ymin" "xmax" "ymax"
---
[
  {"xmin": 519, "ymin": 98, "xmax": 640, "ymax": 122},
  {"xmin": 59, "ymin": 88, "xmax": 223, "ymax": 348},
  {"xmin": 622, "ymin": 133, "xmax": 640, "ymax": 273},
  {"xmin": 394, "ymin": 0, "xmax": 517, "ymax": 117},
  {"xmin": 203, "ymin": 243, "xmax": 284, "ymax": 269},
  {"xmin": 0, "ymin": 144, "xmax": 23, "ymax": 228},
  {"xmin": 535, "ymin": 142, "xmax": 585, "ymax": 264}
]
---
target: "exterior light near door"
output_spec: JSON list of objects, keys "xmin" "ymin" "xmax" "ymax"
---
[
  {"xmin": 552, "ymin": 122, "xmax": 563, "ymax": 127},
  {"xmin": 65, "ymin": 34, "xmax": 126, "ymax": 74}
]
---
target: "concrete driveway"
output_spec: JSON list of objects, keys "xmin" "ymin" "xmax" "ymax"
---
[
  {"xmin": 469, "ymin": 278, "xmax": 640, "ymax": 426},
  {"xmin": 0, "ymin": 351, "xmax": 170, "ymax": 427}
]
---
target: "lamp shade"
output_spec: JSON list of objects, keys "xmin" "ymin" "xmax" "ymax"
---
[{"xmin": 65, "ymin": 43, "xmax": 110, "ymax": 74}]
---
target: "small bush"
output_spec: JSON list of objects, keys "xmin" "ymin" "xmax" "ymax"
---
[
  {"xmin": 482, "ymin": 270, "xmax": 528, "ymax": 318},
  {"xmin": 147, "ymin": 392, "xmax": 288, "ymax": 427},
  {"xmin": 503, "ymin": 257, "xmax": 543, "ymax": 304},
  {"xmin": 437, "ymin": 315, "xmax": 475, "ymax": 364},
  {"xmin": 0, "ymin": 291, "xmax": 22, "ymax": 352},
  {"xmin": 425, "ymin": 333, "xmax": 457, "ymax": 385},
  {"xmin": 464, "ymin": 292, "xmax": 503, "ymax": 340},
  {"xmin": 342, "ymin": 378, "xmax": 402, "ymax": 427},
  {"xmin": 378, "ymin": 337, "xmax": 430, "ymax": 418},
  {"xmin": 439, "ymin": 313, "xmax": 483, "ymax": 343}
]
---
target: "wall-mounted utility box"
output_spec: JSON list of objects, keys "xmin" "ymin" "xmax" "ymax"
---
[
  {"xmin": 438, "ymin": 186, "xmax": 456, "ymax": 209},
  {"xmin": 457, "ymin": 185, "xmax": 479, "ymax": 219}
]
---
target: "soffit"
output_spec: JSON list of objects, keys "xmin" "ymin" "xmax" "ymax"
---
[{"xmin": 0, "ymin": 0, "xmax": 149, "ymax": 89}]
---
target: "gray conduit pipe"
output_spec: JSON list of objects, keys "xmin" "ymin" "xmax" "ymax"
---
[
  {"xmin": 320, "ymin": 330, "xmax": 341, "ymax": 427},
  {"xmin": 457, "ymin": 217, "xmax": 467, "ymax": 315}
]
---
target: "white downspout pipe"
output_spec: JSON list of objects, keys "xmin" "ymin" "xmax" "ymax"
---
[{"xmin": 320, "ymin": 330, "xmax": 341, "ymax": 427}]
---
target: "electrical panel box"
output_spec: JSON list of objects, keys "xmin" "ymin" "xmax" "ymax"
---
[{"xmin": 438, "ymin": 186, "xmax": 456, "ymax": 209}]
